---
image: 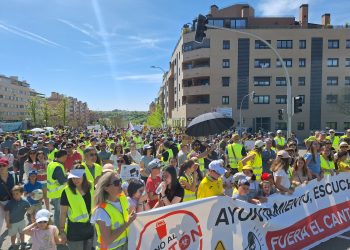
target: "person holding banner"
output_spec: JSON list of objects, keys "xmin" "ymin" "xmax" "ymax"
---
[
  {"xmin": 154, "ymin": 166, "xmax": 184, "ymax": 207},
  {"xmin": 271, "ymin": 151, "xmax": 293, "ymax": 194},
  {"xmin": 91, "ymin": 171, "xmax": 136, "ymax": 250},
  {"xmin": 304, "ymin": 140, "xmax": 323, "ymax": 180},
  {"xmin": 336, "ymin": 151, "xmax": 350, "ymax": 172},
  {"xmin": 291, "ymin": 157, "xmax": 312, "ymax": 187},
  {"xmin": 178, "ymin": 160, "xmax": 198, "ymax": 202},
  {"xmin": 197, "ymin": 160, "xmax": 225, "ymax": 199}
]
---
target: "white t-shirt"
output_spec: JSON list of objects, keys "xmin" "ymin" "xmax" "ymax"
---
[
  {"xmin": 274, "ymin": 169, "xmax": 291, "ymax": 190},
  {"xmin": 91, "ymin": 200, "xmax": 127, "ymax": 227}
]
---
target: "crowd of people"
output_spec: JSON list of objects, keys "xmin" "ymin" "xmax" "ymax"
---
[{"xmin": 0, "ymin": 127, "xmax": 349, "ymax": 249}]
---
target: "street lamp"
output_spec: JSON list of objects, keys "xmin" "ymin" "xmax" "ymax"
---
[
  {"xmin": 195, "ymin": 16, "xmax": 293, "ymax": 137},
  {"xmin": 150, "ymin": 65, "xmax": 167, "ymax": 127},
  {"xmin": 239, "ymin": 91, "xmax": 255, "ymax": 136}
]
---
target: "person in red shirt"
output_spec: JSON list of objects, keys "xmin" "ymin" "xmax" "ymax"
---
[
  {"xmin": 146, "ymin": 159, "xmax": 162, "ymax": 208},
  {"xmin": 63, "ymin": 142, "xmax": 82, "ymax": 172}
]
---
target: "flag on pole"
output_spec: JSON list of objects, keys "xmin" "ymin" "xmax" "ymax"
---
[{"xmin": 128, "ymin": 122, "xmax": 135, "ymax": 131}]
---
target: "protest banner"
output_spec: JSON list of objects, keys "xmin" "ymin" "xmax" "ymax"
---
[
  {"xmin": 120, "ymin": 165, "xmax": 141, "ymax": 180},
  {"xmin": 129, "ymin": 173, "xmax": 350, "ymax": 250}
]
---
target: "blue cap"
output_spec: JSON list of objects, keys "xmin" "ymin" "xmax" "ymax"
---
[
  {"xmin": 28, "ymin": 170, "xmax": 38, "ymax": 176},
  {"xmin": 238, "ymin": 179, "xmax": 250, "ymax": 186}
]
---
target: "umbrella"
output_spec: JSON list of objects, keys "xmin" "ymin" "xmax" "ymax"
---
[
  {"xmin": 31, "ymin": 128, "xmax": 45, "ymax": 132},
  {"xmin": 43, "ymin": 127, "xmax": 54, "ymax": 131},
  {"xmin": 185, "ymin": 112, "xmax": 234, "ymax": 137}
]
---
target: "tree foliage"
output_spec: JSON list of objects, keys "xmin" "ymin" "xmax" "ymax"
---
[
  {"xmin": 146, "ymin": 103, "xmax": 164, "ymax": 128},
  {"xmin": 27, "ymin": 97, "xmax": 39, "ymax": 126}
]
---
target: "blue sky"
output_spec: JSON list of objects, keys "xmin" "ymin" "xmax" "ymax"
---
[{"xmin": 0, "ymin": 0, "xmax": 348, "ymax": 111}]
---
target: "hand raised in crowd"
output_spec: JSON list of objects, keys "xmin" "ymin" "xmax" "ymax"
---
[{"xmin": 127, "ymin": 211, "xmax": 137, "ymax": 225}]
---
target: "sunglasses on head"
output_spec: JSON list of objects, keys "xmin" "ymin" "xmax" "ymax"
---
[
  {"xmin": 37, "ymin": 221, "xmax": 48, "ymax": 224},
  {"xmin": 109, "ymin": 179, "xmax": 121, "ymax": 187}
]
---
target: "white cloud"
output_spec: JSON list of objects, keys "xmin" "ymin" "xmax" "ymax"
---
[
  {"xmin": 257, "ymin": 0, "xmax": 312, "ymax": 16},
  {"xmin": 114, "ymin": 73, "xmax": 163, "ymax": 83},
  {"xmin": 58, "ymin": 19, "xmax": 97, "ymax": 39}
]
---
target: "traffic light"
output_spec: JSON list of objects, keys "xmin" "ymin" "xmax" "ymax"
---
[
  {"xmin": 293, "ymin": 96, "xmax": 303, "ymax": 114},
  {"xmin": 195, "ymin": 14, "xmax": 208, "ymax": 43},
  {"xmin": 278, "ymin": 109, "xmax": 284, "ymax": 120}
]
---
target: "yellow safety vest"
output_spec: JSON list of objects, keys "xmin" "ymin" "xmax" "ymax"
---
[
  {"xmin": 82, "ymin": 162, "xmax": 102, "ymax": 184},
  {"xmin": 161, "ymin": 149, "xmax": 173, "ymax": 163},
  {"xmin": 320, "ymin": 155, "xmax": 335, "ymax": 175},
  {"xmin": 187, "ymin": 150, "xmax": 205, "ymax": 172},
  {"xmin": 65, "ymin": 183, "xmax": 93, "ymax": 223},
  {"xmin": 95, "ymin": 195, "xmax": 129, "ymax": 250},
  {"xmin": 326, "ymin": 135, "xmax": 340, "ymax": 150},
  {"xmin": 274, "ymin": 137, "xmax": 285, "ymax": 147},
  {"xmin": 134, "ymin": 136, "xmax": 143, "ymax": 150},
  {"xmin": 227, "ymin": 143, "xmax": 243, "ymax": 169},
  {"xmin": 48, "ymin": 148, "xmax": 58, "ymax": 162},
  {"xmin": 179, "ymin": 174, "xmax": 196, "ymax": 202},
  {"xmin": 47, "ymin": 161, "xmax": 66, "ymax": 199},
  {"xmin": 248, "ymin": 151, "xmax": 262, "ymax": 181}
]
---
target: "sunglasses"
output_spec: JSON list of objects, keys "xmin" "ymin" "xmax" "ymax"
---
[
  {"xmin": 88, "ymin": 153, "xmax": 97, "ymax": 157},
  {"xmin": 109, "ymin": 179, "xmax": 121, "ymax": 187}
]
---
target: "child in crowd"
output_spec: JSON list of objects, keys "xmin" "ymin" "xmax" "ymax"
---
[
  {"xmin": 5, "ymin": 185, "xmax": 30, "ymax": 250},
  {"xmin": 23, "ymin": 209, "xmax": 61, "ymax": 250},
  {"xmin": 222, "ymin": 169, "xmax": 234, "ymax": 196},
  {"xmin": 24, "ymin": 170, "xmax": 43, "ymax": 222},
  {"xmin": 232, "ymin": 179, "xmax": 250, "ymax": 202},
  {"xmin": 258, "ymin": 181, "xmax": 274, "ymax": 199}
]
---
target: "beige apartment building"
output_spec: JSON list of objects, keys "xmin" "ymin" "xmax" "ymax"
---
[
  {"xmin": 158, "ymin": 3, "xmax": 350, "ymax": 138},
  {"xmin": 47, "ymin": 92, "xmax": 89, "ymax": 127},
  {"xmin": 0, "ymin": 75, "xmax": 42, "ymax": 121}
]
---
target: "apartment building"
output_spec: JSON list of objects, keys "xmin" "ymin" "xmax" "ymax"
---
[
  {"xmin": 0, "ymin": 75, "xmax": 39, "ymax": 121},
  {"xmin": 47, "ymin": 92, "xmax": 89, "ymax": 127},
  {"xmin": 159, "ymin": 3, "xmax": 350, "ymax": 138}
]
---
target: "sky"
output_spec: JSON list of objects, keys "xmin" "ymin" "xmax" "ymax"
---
[{"xmin": 0, "ymin": 0, "xmax": 348, "ymax": 111}]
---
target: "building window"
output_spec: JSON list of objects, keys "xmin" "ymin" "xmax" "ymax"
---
[
  {"xmin": 326, "ymin": 122, "xmax": 337, "ymax": 130},
  {"xmin": 254, "ymin": 59, "xmax": 270, "ymax": 68},
  {"xmin": 222, "ymin": 59, "xmax": 230, "ymax": 68},
  {"xmin": 346, "ymin": 58, "xmax": 350, "ymax": 67},
  {"xmin": 276, "ymin": 95, "xmax": 287, "ymax": 104},
  {"xmin": 327, "ymin": 58, "xmax": 339, "ymax": 67},
  {"xmin": 344, "ymin": 122, "xmax": 350, "ymax": 130},
  {"xmin": 222, "ymin": 77, "xmax": 230, "ymax": 87},
  {"xmin": 299, "ymin": 58, "xmax": 306, "ymax": 67},
  {"xmin": 276, "ymin": 77, "xmax": 292, "ymax": 86},
  {"xmin": 183, "ymin": 44, "xmax": 193, "ymax": 52},
  {"xmin": 208, "ymin": 19, "xmax": 224, "ymax": 27},
  {"xmin": 326, "ymin": 95, "xmax": 338, "ymax": 104},
  {"xmin": 222, "ymin": 96, "xmax": 229, "ymax": 105},
  {"xmin": 230, "ymin": 19, "xmax": 247, "ymax": 29},
  {"xmin": 327, "ymin": 77, "xmax": 338, "ymax": 86},
  {"xmin": 345, "ymin": 77, "xmax": 350, "ymax": 85},
  {"xmin": 328, "ymin": 40, "xmax": 339, "ymax": 49},
  {"xmin": 277, "ymin": 40, "xmax": 293, "ymax": 49},
  {"xmin": 255, "ymin": 40, "xmax": 271, "ymax": 49},
  {"xmin": 275, "ymin": 122, "xmax": 287, "ymax": 130},
  {"xmin": 223, "ymin": 40, "xmax": 230, "ymax": 49},
  {"xmin": 254, "ymin": 77, "xmax": 270, "ymax": 86},
  {"xmin": 277, "ymin": 58, "xmax": 292, "ymax": 68},
  {"xmin": 344, "ymin": 94, "xmax": 350, "ymax": 104},
  {"xmin": 253, "ymin": 95, "xmax": 270, "ymax": 104},
  {"xmin": 298, "ymin": 77, "xmax": 306, "ymax": 86},
  {"xmin": 299, "ymin": 40, "xmax": 306, "ymax": 49},
  {"xmin": 347, "ymin": 40, "xmax": 350, "ymax": 48},
  {"xmin": 297, "ymin": 122, "xmax": 305, "ymax": 130}
]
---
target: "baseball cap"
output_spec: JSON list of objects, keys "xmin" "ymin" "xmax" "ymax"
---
[
  {"xmin": 277, "ymin": 130, "xmax": 282, "ymax": 134},
  {"xmin": 28, "ymin": 170, "xmax": 38, "ymax": 176},
  {"xmin": 0, "ymin": 158, "xmax": 9, "ymax": 166},
  {"xmin": 143, "ymin": 144, "xmax": 152, "ymax": 150},
  {"xmin": 277, "ymin": 150, "xmax": 291, "ymax": 158},
  {"xmin": 35, "ymin": 209, "xmax": 52, "ymax": 223},
  {"xmin": 339, "ymin": 142, "xmax": 349, "ymax": 147},
  {"xmin": 209, "ymin": 160, "xmax": 225, "ymax": 175},
  {"xmin": 148, "ymin": 159, "xmax": 161, "ymax": 169},
  {"xmin": 238, "ymin": 179, "xmax": 250, "ymax": 187},
  {"xmin": 329, "ymin": 129, "xmax": 335, "ymax": 133},
  {"xmin": 68, "ymin": 169, "xmax": 85, "ymax": 179},
  {"xmin": 255, "ymin": 140, "xmax": 265, "ymax": 148},
  {"xmin": 261, "ymin": 173, "xmax": 272, "ymax": 181}
]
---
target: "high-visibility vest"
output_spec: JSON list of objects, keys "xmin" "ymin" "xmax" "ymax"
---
[
  {"xmin": 187, "ymin": 150, "xmax": 205, "ymax": 172},
  {"xmin": 326, "ymin": 135, "xmax": 340, "ymax": 150},
  {"xmin": 274, "ymin": 137, "xmax": 285, "ymax": 147},
  {"xmin": 95, "ymin": 195, "xmax": 129, "ymax": 250},
  {"xmin": 82, "ymin": 162, "xmax": 102, "ymax": 184},
  {"xmin": 65, "ymin": 183, "xmax": 93, "ymax": 223},
  {"xmin": 48, "ymin": 148, "xmax": 58, "ymax": 162},
  {"xmin": 247, "ymin": 151, "xmax": 262, "ymax": 181},
  {"xmin": 47, "ymin": 161, "xmax": 66, "ymax": 199},
  {"xmin": 179, "ymin": 174, "xmax": 196, "ymax": 202},
  {"xmin": 134, "ymin": 136, "xmax": 143, "ymax": 150},
  {"xmin": 77, "ymin": 147, "xmax": 84, "ymax": 160},
  {"xmin": 320, "ymin": 155, "xmax": 335, "ymax": 175},
  {"xmin": 227, "ymin": 143, "xmax": 243, "ymax": 169},
  {"xmin": 161, "ymin": 149, "xmax": 173, "ymax": 163}
]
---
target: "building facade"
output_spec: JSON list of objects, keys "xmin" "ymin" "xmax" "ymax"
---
[{"xmin": 159, "ymin": 3, "xmax": 350, "ymax": 138}]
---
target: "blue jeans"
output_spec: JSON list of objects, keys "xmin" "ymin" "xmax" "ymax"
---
[{"xmin": 51, "ymin": 198, "xmax": 61, "ymax": 227}]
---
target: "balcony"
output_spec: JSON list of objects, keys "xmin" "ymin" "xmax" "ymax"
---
[
  {"xmin": 182, "ymin": 77, "xmax": 210, "ymax": 96},
  {"xmin": 182, "ymin": 95, "xmax": 210, "ymax": 105},
  {"xmin": 182, "ymin": 58, "xmax": 210, "ymax": 79}
]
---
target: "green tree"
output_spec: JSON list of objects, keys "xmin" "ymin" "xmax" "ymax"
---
[
  {"xmin": 56, "ymin": 97, "xmax": 69, "ymax": 126},
  {"xmin": 27, "ymin": 97, "xmax": 39, "ymax": 126},
  {"xmin": 146, "ymin": 103, "xmax": 164, "ymax": 128},
  {"xmin": 41, "ymin": 99, "xmax": 51, "ymax": 127}
]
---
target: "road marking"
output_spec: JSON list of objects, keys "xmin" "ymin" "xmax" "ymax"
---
[{"xmin": 337, "ymin": 235, "xmax": 350, "ymax": 240}]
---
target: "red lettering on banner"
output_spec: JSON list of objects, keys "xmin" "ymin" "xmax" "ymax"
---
[{"xmin": 266, "ymin": 201, "xmax": 350, "ymax": 250}]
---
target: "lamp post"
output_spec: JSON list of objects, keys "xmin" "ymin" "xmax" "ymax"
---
[
  {"xmin": 150, "ymin": 65, "xmax": 167, "ymax": 127},
  {"xmin": 197, "ymin": 20, "xmax": 292, "ymax": 137},
  {"xmin": 239, "ymin": 91, "xmax": 255, "ymax": 136}
]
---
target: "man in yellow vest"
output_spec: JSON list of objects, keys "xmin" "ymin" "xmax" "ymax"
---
[
  {"xmin": 47, "ymin": 149, "xmax": 67, "ymax": 226},
  {"xmin": 326, "ymin": 129, "xmax": 340, "ymax": 150},
  {"xmin": 241, "ymin": 140, "xmax": 264, "ymax": 181},
  {"xmin": 47, "ymin": 140, "xmax": 58, "ymax": 162},
  {"xmin": 274, "ymin": 130, "xmax": 286, "ymax": 150},
  {"xmin": 340, "ymin": 129, "xmax": 350, "ymax": 144},
  {"xmin": 225, "ymin": 134, "xmax": 247, "ymax": 174},
  {"xmin": 82, "ymin": 147, "xmax": 102, "ymax": 186},
  {"xmin": 187, "ymin": 140, "xmax": 208, "ymax": 174}
]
